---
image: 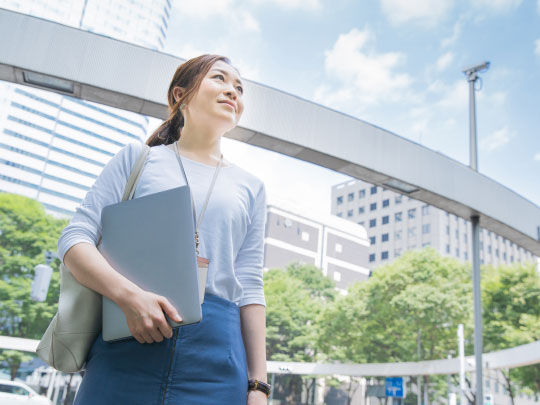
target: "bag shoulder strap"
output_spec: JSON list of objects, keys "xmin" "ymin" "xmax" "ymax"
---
[
  {"xmin": 97, "ymin": 143, "xmax": 150, "ymax": 247},
  {"xmin": 123, "ymin": 144, "xmax": 151, "ymax": 201}
]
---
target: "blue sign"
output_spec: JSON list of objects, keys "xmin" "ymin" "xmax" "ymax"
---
[{"xmin": 385, "ymin": 377, "xmax": 405, "ymax": 398}]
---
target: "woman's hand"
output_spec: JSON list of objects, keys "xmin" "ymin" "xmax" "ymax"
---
[
  {"xmin": 117, "ymin": 287, "xmax": 183, "ymax": 344},
  {"xmin": 247, "ymin": 389, "xmax": 268, "ymax": 404}
]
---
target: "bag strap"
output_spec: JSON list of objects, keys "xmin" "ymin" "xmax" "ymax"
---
[{"xmin": 96, "ymin": 143, "xmax": 151, "ymax": 247}]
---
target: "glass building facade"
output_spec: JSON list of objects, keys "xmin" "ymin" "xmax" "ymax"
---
[{"xmin": 0, "ymin": 0, "xmax": 172, "ymax": 217}]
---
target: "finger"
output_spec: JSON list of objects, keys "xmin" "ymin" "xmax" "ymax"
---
[
  {"xmin": 133, "ymin": 333, "xmax": 145, "ymax": 344},
  {"xmin": 149, "ymin": 327, "xmax": 163, "ymax": 343},
  {"xmin": 141, "ymin": 332, "xmax": 154, "ymax": 344},
  {"xmin": 158, "ymin": 297, "xmax": 183, "ymax": 322},
  {"xmin": 157, "ymin": 319, "xmax": 173, "ymax": 339}
]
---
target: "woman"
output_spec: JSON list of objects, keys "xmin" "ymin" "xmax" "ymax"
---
[{"xmin": 58, "ymin": 54, "xmax": 271, "ymax": 404}]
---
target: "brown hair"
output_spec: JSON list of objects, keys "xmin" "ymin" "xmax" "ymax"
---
[{"xmin": 145, "ymin": 54, "xmax": 239, "ymax": 147}]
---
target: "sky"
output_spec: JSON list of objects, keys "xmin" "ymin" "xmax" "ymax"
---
[{"xmin": 158, "ymin": 0, "xmax": 540, "ymax": 216}]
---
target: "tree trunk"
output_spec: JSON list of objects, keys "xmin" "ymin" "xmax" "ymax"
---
[
  {"xmin": 423, "ymin": 375, "xmax": 430, "ymax": 405},
  {"xmin": 10, "ymin": 363, "xmax": 19, "ymax": 381},
  {"xmin": 501, "ymin": 370, "xmax": 515, "ymax": 405}
]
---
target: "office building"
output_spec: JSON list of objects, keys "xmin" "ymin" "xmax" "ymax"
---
[
  {"xmin": 264, "ymin": 195, "xmax": 370, "ymax": 292},
  {"xmin": 331, "ymin": 178, "xmax": 537, "ymax": 270},
  {"xmin": 0, "ymin": 0, "xmax": 171, "ymax": 217}
]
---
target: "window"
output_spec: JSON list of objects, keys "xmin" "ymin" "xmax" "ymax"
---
[
  {"xmin": 333, "ymin": 271, "xmax": 341, "ymax": 281},
  {"xmin": 337, "ymin": 212, "xmax": 343, "ymax": 217},
  {"xmin": 335, "ymin": 243, "xmax": 342, "ymax": 253},
  {"xmin": 408, "ymin": 208, "xmax": 416, "ymax": 219},
  {"xmin": 395, "ymin": 230, "xmax": 402, "ymax": 240},
  {"xmin": 347, "ymin": 209, "xmax": 353, "ymax": 217},
  {"xmin": 464, "ymin": 252, "xmax": 468, "ymax": 260},
  {"xmin": 369, "ymin": 218, "xmax": 376, "ymax": 228},
  {"xmin": 370, "ymin": 202, "xmax": 377, "ymax": 211},
  {"xmin": 488, "ymin": 245, "xmax": 492, "ymax": 253},
  {"xmin": 422, "ymin": 242, "xmax": 431, "ymax": 247},
  {"xmin": 395, "ymin": 212, "xmax": 402, "ymax": 222},
  {"xmin": 455, "ymin": 230, "xmax": 459, "ymax": 239},
  {"xmin": 510, "ymin": 256, "xmax": 514, "ymax": 262},
  {"xmin": 358, "ymin": 221, "xmax": 365, "ymax": 226},
  {"xmin": 480, "ymin": 242, "xmax": 483, "ymax": 250},
  {"xmin": 382, "ymin": 199, "xmax": 390, "ymax": 208},
  {"xmin": 301, "ymin": 231, "xmax": 310, "ymax": 241},
  {"xmin": 347, "ymin": 192, "xmax": 354, "ymax": 202},
  {"xmin": 446, "ymin": 225, "xmax": 450, "ymax": 235},
  {"xmin": 382, "ymin": 233, "xmax": 389, "ymax": 242},
  {"xmin": 446, "ymin": 244, "xmax": 450, "ymax": 253},
  {"xmin": 495, "ymin": 248, "xmax": 499, "ymax": 257},
  {"xmin": 422, "ymin": 224, "xmax": 430, "ymax": 234},
  {"xmin": 370, "ymin": 236, "xmax": 376, "ymax": 245},
  {"xmin": 369, "ymin": 253, "xmax": 376, "ymax": 262},
  {"xmin": 0, "ymin": 384, "xmax": 29, "ymax": 395},
  {"xmin": 394, "ymin": 248, "xmax": 402, "ymax": 257},
  {"xmin": 464, "ymin": 233, "xmax": 467, "ymax": 243},
  {"xmin": 381, "ymin": 251, "xmax": 389, "ymax": 260},
  {"xmin": 337, "ymin": 196, "xmax": 343, "ymax": 205},
  {"xmin": 382, "ymin": 215, "xmax": 389, "ymax": 225},
  {"xmin": 503, "ymin": 252, "xmax": 507, "ymax": 260},
  {"xmin": 422, "ymin": 205, "xmax": 429, "ymax": 215},
  {"xmin": 408, "ymin": 227, "xmax": 416, "ymax": 237},
  {"xmin": 456, "ymin": 248, "xmax": 460, "ymax": 256},
  {"xmin": 370, "ymin": 186, "xmax": 377, "ymax": 194},
  {"xmin": 395, "ymin": 195, "xmax": 402, "ymax": 204},
  {"xmin": 358, "ymin": 189, "xmax": 366, "ymax": 198},
  {"xmin": 358, "ymin": 206, "xmax": 365, "ymax": 214}
]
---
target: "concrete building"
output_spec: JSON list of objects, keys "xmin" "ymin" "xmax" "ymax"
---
[
  {"xmin": 331, "ymin": 178, "xmax": 537, "ymax": 270},
  {"xmin": 0, "ymin": 0, "xmax": 171, "ymax": 217},
  {"xmin": 264, "ymin": 195, "xmax": 370, "ymax": 292}
]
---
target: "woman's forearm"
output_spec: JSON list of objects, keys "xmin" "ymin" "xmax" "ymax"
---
[
  {"xmin": 63, "ymin": 242, "xmax": 142, "ymax": 306},
  {"xmin": 240, "ymin": 303, "xmax": 267, "ymax": 382}
]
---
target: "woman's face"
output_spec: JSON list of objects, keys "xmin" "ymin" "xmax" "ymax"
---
[{"xmin": 176, "ymin": 60, "xmax": 244, "ymax": 134}]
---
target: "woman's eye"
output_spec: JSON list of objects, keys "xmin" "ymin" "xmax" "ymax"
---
[{"xmin": 214, "ymin": 75, "xmax": 243, "ymax": 94}]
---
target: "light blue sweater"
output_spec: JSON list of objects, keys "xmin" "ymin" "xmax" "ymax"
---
[{"xmin": 57, "ymin": 142, "xmax": 267, "ymax": 307}]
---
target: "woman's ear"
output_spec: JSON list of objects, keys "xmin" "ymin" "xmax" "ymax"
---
[{"xmin": 173, "ymin": 86, "xmax": 185, "ymax": 104}]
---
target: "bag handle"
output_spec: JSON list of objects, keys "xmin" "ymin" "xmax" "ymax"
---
[{"xmin": 96, "ymin": 143, "xmax": 151, "ymax": 247}]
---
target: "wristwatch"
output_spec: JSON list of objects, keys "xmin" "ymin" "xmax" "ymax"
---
[{"xmin": 248, "ymin": 379, "xmax": 271, "ymax": 398}]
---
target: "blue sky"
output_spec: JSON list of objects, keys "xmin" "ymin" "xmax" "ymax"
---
[{"xmin": 162, "ymin": 0, "xmax": 540, "ymax": 215}]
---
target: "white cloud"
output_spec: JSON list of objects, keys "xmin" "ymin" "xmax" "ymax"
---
[
  {"xmin": 380, "ymin": 0, "xmax": 455, "ymax": 26},
  {"xmin": 174, "ymin": 0, "xmax": 260, "ymax": 32},
  {"xmin": 471, "ymin": 0, "xmax": 522, "ymax": 13},
  {"xmin": 538, "ymin": 0, "xmax": 540, "ymax": 14},
  {"xmin": 534, "ymin": 152, "xmax": 540, "ymax": 161},
  {"xmin": 479, "ymin": 126, "xmax": 514, "ymax": 152},
  {"xmin": 435, "ymin": 51, "xmax": 454, "ymax": 71},
  {"xmin": 313, "ymin": 27, "xmax": 412, "ymax": 109},
  {"xmin": 441, "ymin": 15, "xmax": 465, "ymax": 48},
  {"xmin": 248, "ymin": 0, "xmax": 322, "ymax": 10},
  {"xmin": 535, "ymin": 39, "xmax": 540, "ymax": 57}
]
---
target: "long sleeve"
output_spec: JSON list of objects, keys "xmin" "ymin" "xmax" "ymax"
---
[
  {"xmin": 57, "ymin": 142, "xmax": 142, "ymax": 265},
  {"xmin": 234, "ymin": 181, "xmax": 268, "ymax": 307}
]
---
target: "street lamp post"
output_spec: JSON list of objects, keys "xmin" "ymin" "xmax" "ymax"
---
[{"xmin": 462, "ymin": 60, "xmax": 490, "ymax": 405}]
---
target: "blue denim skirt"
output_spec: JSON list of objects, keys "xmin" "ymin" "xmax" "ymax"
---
[{"xmin": 73, "ymin": 293, "xmax": 249, "ymax": 404}]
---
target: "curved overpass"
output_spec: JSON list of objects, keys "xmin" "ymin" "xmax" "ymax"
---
[{"xmin": 0, "ymin": 8, "xmax": 538, "ymax": 256}]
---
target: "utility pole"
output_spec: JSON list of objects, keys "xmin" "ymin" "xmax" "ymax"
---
[{"xmin": 462, "ymin": 60, "xmax": 490, "ymax": 405}]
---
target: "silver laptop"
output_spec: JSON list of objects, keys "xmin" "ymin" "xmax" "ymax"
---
[{"xmin": 99, "ymin": 185, "xmax": 201, "ymax": 342}]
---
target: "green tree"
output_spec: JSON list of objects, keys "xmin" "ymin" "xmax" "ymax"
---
[
  {"xmin": 483, "ymin": 262, "xmax": 540, "ymax": 401},
  {"xmin": 318, "ymin": 248, "xmax": 474, "ymax": 404},
  {"xmin": 0, "ymin": 350, "xmax": 33, "ymax": 380},
  {"xmin": 264, "ymin": 262, "xmax": 337, "ymax": 404},
  {"xmin": 0, "ymin": 193, "xmax": 67, "ymax": 278},
  {"xmin": 0, "ymin": 193, "xmax": 66, "ymax": 378}
]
